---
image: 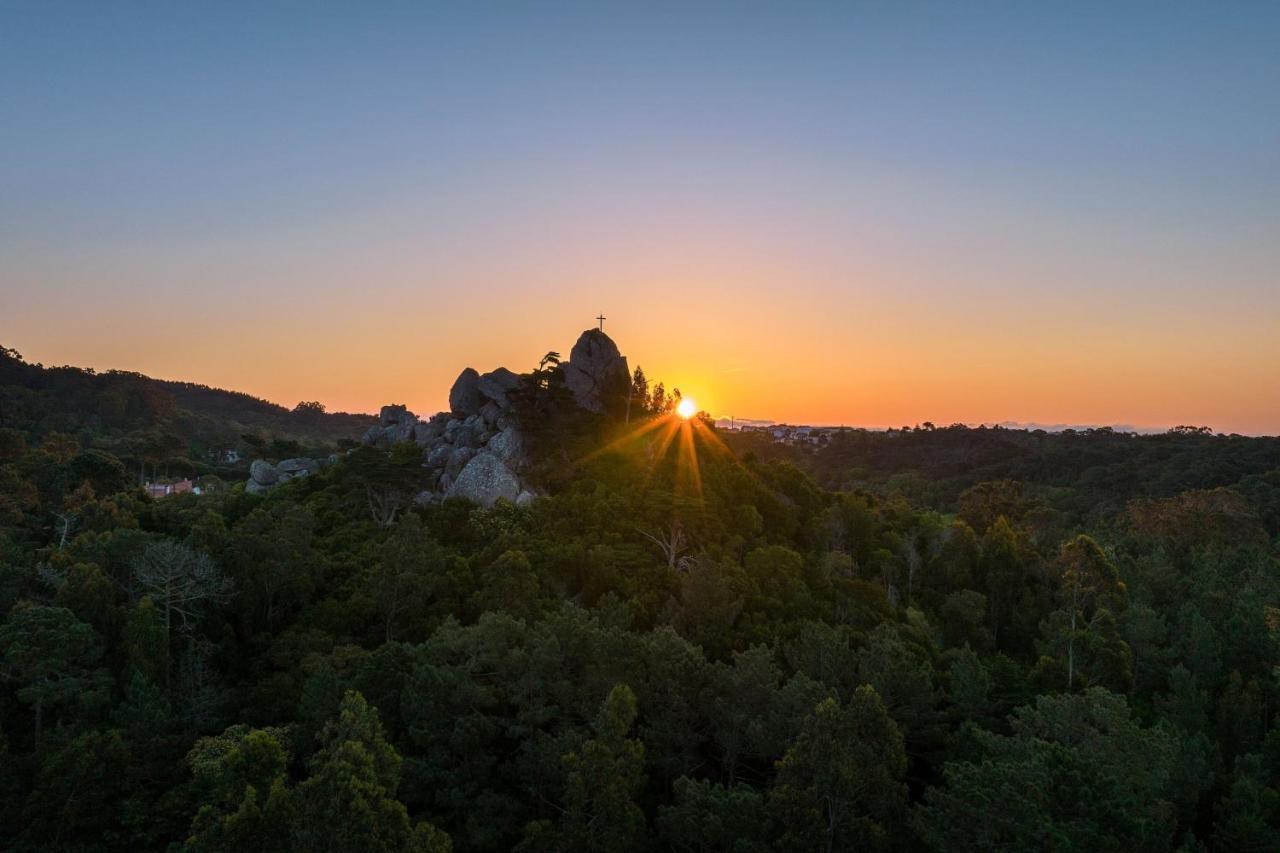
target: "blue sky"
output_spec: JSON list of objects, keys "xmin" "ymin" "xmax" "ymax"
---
[{"xmin": 3, "ymin": 3, "xmax": 1278, "ymax": 431}]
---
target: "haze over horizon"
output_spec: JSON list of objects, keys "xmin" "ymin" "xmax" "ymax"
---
[{"xmin": 4, "ymin": 4, "xmax": 1278, "ymax": 434}]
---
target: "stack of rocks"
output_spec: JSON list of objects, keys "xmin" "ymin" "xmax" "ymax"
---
[
  {"xmin": 356, "ymin": 328, "xmax": 629, "ymax": 508},
  {"xmin": 361, "ymin": 405, "xmax": 419, "ymax": 446},
  {"xmin": 358, "ymin": 366, "xmax": 531, "ymax": 507},
  {"xmin": 423, "ymin": 365, "xmax": 532, "ymax": 507}
]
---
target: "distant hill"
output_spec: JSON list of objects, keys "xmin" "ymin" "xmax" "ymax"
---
[
  {"xmin": 726, "ymin": 421, "xmax": 1280, "ymax": 530},
  {"xmin": 0, "ymin": 344, "xmax": 373, "ymax": 478}
]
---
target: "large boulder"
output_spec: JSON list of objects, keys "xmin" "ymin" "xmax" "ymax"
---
[
  {"xmin": 449, "ymin": 415, "xmax": 484, "ymax": 449},
  {"xmin": 445, "ymin": 445, "xmax": 476, "ymax": 478},
  {"xmin": 561, "ymin": 329, "xmax": 630, "ymax": 413},
  {"xmin": 277, "ymin": 458, "xmax": 318, "ymax": 477},
  {"xmin": 479, "ymin": 401, "xmax": 503, "ymax": 426},
  {"xmin": 447, "ymin": 451, "xmax": 522, "ymax": 507},
  {"xmin": 487, "ymin": 425, "xmax": 524, "ymax": 467},
  {"xmin": 476, "ymin": 368, "xmax": 522, "ymax": 409},
  {"xmin": 425, "ymin": 443, "xmax": 452, "ymax": 470},
  {"xmin": 449, "ymin": 368, "xmax": 483, "ymax": 416},
  {"xmin": 250, "ymin": 459, "xmax": 279, "ymax": 486},
  {"xmin": 380, "ymin": 404, "xmax": 409, "ymax": 427}
]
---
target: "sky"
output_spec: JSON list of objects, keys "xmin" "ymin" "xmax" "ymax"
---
[{"xmin": 2, "ymin": 3, "xmax": 1278, "ymax": 434}]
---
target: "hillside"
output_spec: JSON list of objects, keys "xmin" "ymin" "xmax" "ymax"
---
[{"xmin": 0, "ymin": 345, "xmax": 374, "ymax": 481}]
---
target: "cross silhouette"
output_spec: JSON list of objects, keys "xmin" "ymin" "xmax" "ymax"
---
[{"xmin": 596, "ymin": 314, "xmax": 606, "ymax": 331}]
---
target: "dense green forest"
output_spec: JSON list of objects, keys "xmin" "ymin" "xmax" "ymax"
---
[
  {"xmin": 3, "ymin": 348, "xmax": 1280, "ymax": 851},
  {"xmin": 726, "ymin": 423, "xmax": 1280, "ymax": 528}
]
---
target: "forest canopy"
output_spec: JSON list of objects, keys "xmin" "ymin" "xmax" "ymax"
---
[{"xmin": 2, "ymin": 349, "xmax": 1279, "ymax": 851}]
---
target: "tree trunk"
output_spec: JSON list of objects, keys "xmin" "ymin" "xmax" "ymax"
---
[
  {"xmin": 164, "ymin": 586, "xmax": 174, "ymax": 687},
  {"xmin": 823, "ymin": 794, "xmax": 835, "ymax": 853},
  {"xmin": 1068, "ymin": 602, "xmax": 1077, "ymax": 690}
]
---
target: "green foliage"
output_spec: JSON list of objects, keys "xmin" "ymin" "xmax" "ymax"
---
[
  {"xmin": 0, "ymin": 602, "xmax": 108, "ymax": 740},
  {"xmin": 185, "ymin": 725, "xmax": 296, "ymax": 852},
  {"xmin": 657, "ymin": 778, "xmax": 770, "ymax": 853},
  {"xmin": 295, "ymin": 690, "xmax": 442, "ymax": 852},
  {"xmin": 525, "ymin": 684, "xmax": 647, "ymax": 852},
  {"xmin": 916, "ymin": 689, "xmax": 1187, "ymax": 851},
  {"xmin": 1213, "ymin": 753, "xmax": 1280, "ymax": 852},
  {"xmin": 769, "ymin": 687, "xmax": 908, "ymax": 852},
  {"xmin": 184, "ymin": 697, "xmax": 452, "ymax": 853},
  {"xmin": 1033, "ymin": 534, "xmax": 1132, "ymax": 693}
]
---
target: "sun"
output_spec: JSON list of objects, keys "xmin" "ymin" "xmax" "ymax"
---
[{"xmin": 676, "ymin": 397, "xmax": 697, "ymax": 419}]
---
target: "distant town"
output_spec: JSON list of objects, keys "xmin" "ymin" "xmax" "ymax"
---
[
  {"xmin": 715, "ymin": 419, "xmax": 1187, "ymax": 444},
  {"xmin": 719, "ymin": 422, "xmax": 846, "ymax": 446}
]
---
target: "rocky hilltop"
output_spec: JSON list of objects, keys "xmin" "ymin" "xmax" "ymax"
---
[{"xmin": 247, "ymin": 328, "xmax": 629, "ymax": 506}]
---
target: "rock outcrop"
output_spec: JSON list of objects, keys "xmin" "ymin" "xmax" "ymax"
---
[
  {"xmin": 561, "ymin": 329, "xmax": 630, "ymax": 413},
  {"xmin": 355, "ymin": 327, "xmax": 630, "ymax": 508},
  {"xmin": 447, "ymin": 451, "xmax": 522, "ymax": 506},
  {"xmin": 361, "ymin": 368, "xmax": 530, "ymax": 508},
  {"xmin": 250, "ymin": 459, "xmax": 278, "ymax": 486},
  {"xmin": 476, "ymin": 368, "xmax": 521, "ymax": 409},
  {"xmin": 407, "ymin": 378, "xmax": 529, "ymax": 506},
  {"xmin": 363, "ymin": 405, "xmax": 421, "ymax": 446},
  {"xmin": 245, "ymin": 456, "xmax": 322, "ymax": 495},
  {"xmin": 487, "ymin": 425, "xmax": 522, "ymax": 465},
  {"xmin": 449, "ymin": 368, "xmax": 483, "ymax": 417}
]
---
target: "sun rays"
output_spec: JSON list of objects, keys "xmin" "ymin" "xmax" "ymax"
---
[{"xmin": 579, "ymin": 403, "xmax": 739, "ymax": 504}]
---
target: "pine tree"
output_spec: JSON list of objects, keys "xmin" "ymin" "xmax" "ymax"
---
[
  {"xmin": 0, "ymin": 603, "xmax": 107, "ymax": 740},
  {"xmin": 770, "ymin": 687, "xmax": 907, "ymax": 853},
  {"xmin": 628, "ymin": 366, "xmax": 649, "ymax": 421},
  {"xmin": 1213, "ymin": 753, "xmax": 1280, "ymax": 852},
  {"xmin": 526, "ymin": 684, "xmax": 647, "ymax": 852},
  {"xmin": 295, "ymin": 691, "xmax": 450, "ymax": 853},
  {"xmin": 650, "ymin": 382, "xmax": 668, "ymax": 414}
]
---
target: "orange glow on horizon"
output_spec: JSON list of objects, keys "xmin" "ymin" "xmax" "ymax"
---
[{"xmin": 8, "ymin": 305, "xmax": 1279, "ymax": 436}]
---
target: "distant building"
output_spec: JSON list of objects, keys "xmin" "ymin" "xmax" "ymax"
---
[
  {"xmin": 144, "ymin": 478, "xmax": 201, "ymax": 499},
  {"xmin": 727, "ymin": 422, "xmax": 847, "ymax": 445}
]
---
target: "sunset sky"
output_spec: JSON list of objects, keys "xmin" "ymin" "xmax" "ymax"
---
[{"xmin": 3, "ymin": 4, "xmax": 1278, "ymax": 433}]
